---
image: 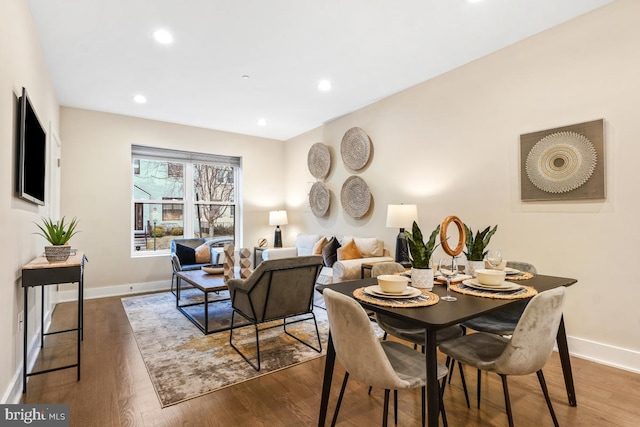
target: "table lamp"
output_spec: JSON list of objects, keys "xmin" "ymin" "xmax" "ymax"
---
[
  {"xmin": 386, "ymin": 204, "xmax": 418, "ymax": 267},
  {"xmin": 269, "ymin": 210, "xmax": 288, "ymax": 248}
]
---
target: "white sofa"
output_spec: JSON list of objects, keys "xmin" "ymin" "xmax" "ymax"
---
[{"xmin": 262, "ymin": 234, "xmax": 392, "ymax": 284}]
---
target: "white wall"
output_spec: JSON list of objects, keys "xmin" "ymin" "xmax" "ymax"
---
[
  {"xmin": 0, "ymin": 0, "xmax": 60, "ymax": 403},
  {"xmin": 285, "ymin": 0, "xmax": 640, "ymax": 371},
  {"xmin": 59, "ymin": 108, "xmax": 285, "ymax": 295}
]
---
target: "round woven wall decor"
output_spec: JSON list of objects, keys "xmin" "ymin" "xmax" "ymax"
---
[
  {"xmin": 307, "ymin": 142, "xmax": 331, "ymax": 179},
  {"xmin": 309, "ymin": 181, "xmax": 330, "ymax": 217},
  {"xmin": 340, "ymin": 175, "xmax": 371, "ymax": 218},
  {"xmin": 340, "ymin": 127, "xmax": 371, "ymax": 170},
  {"xmin": 525, "ymin": 131, "xmax": 597, "ymax": 194}
]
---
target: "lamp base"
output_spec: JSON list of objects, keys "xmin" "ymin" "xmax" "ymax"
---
[
  {"xmin": 274, "ymin": 226, "xmax": 282, "ymax": 248},
  {"xmin": 395, "ymin": 228, "xmax": 411, "ymax": 267}
]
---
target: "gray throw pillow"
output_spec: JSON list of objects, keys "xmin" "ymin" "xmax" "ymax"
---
[{"xmin": 322, "ymin": 237, "xmax": 341, "ymax": 267}]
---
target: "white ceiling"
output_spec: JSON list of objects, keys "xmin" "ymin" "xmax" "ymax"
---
[{"xmin": 27, "ymin": 0, "xmax": 614, "ymax": 141}]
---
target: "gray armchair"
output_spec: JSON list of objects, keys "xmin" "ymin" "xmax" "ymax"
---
[{"xmin": 227, "ymin": 255, "xmax": 324, "ymax": 370}]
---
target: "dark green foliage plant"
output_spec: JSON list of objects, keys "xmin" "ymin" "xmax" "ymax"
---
[
  {"xmin": 34, "ymin": 216, "xmax": 80, "ymax": 245},
  {"xmin": 463, "ymin": 224, "xmax": 498, "ymax": 261},
  {"xmin": 406, "ymin": 221, "xmax": 441, "ymax": 269}
]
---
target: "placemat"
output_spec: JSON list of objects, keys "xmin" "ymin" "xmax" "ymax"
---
[
  {"xmin": 451, "ymin": 282, "xmax": 537, "ymax": 300},
  {"xmin": 353, "ymin": 287, "xmax": 439, "ymax": 308}
]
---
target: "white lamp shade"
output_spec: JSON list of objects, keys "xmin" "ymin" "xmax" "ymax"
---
[
  {"xmin": 386, "ymin": 204, "xmax": 418, "ymax": 228},
  {"xmin": 269, "ymin": 210, "xmax": 288, "ymax": 226}
]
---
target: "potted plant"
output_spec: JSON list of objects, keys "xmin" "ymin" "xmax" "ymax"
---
[
  {"xmin": 406, "ymin": 221, "xmax": 440, "ymax": 289},
  {"xmin": 34, "ymin": 216, "xmax": 80, "ymax": 262},
  {"xmin": 463, "ymin": 223, "xmax": 497, "ymax": 276}
]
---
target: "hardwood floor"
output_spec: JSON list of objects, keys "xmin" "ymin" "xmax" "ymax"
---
[{"xmin": 21, "ymin": 294, "xmax": 640, "ymax": 426}]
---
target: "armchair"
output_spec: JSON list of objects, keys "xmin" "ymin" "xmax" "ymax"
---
[{"xmin": 227, "ymin": 255, "xmax": 324, "ymax": 370}]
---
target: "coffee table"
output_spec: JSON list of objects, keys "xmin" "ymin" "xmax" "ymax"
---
[{"xmin": 176, "ymin": 270, "xmax": 229, "ymax": 334}]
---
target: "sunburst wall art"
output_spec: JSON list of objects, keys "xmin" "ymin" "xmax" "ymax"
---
[{"xmin": 520, "ymin": 119, "xmax": 605, "ymax": 201}]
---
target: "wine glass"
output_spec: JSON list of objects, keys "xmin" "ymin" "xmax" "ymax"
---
[
  {"xmin": 486, "ymin": 249, "xmax": 503, "ymax": 270},
  {"xmin": 438, "ymin": 257, "xmax": 458, "ymax": 302}
]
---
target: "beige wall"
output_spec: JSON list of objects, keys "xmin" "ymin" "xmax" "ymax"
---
[
  {"xmin": 286, "ymin": 0, "xmax": 640, "ymax": 368},
  {"xmin": 1, "ymin": 0, "xmax": 60, "ymax": 402},
  {"xmin": 59, "ymin": 108, "xmax": 285, "ymax": 292}
]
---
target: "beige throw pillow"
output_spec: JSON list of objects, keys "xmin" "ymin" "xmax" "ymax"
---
[
  {"xmin": 313, "ymin": 236, "xmax": 328, "ymax": 255},
  {"xmin": 195, "ymin": 243, "xmax": 211, "ymax": 263}
]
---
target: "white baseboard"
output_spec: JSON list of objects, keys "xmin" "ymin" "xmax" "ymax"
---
[
  {"xmin": 566, "ymin": 335, "xmax": 640, "ymax": 374},
  {"xmin": 57, "ymin": 280, "xmax": 171, "ymax": 302}
]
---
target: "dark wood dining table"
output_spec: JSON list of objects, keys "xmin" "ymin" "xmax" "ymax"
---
[{"xmin": 316, "ymin": 274, "xmax": 577, "ymax": 427}]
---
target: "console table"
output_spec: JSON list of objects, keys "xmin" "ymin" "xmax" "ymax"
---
[{"xmin": 21, "ymin": 251, "xmax": 86, "ymax": 393}]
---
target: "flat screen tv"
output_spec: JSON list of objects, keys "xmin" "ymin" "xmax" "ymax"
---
[{"xmin": 16, "ymin": 87, "xmax": 46, "ymax": 206}]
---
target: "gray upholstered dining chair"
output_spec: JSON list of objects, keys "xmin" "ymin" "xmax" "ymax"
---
[
  {"xmin": 227, "ymin": 255, "xmax": 323, "ymax": 371},
  {"xmin": 371, "ymin": 262, "xmax": 470, "ymax": 408},
  {"xmin": 439, "ymin": 287, "xmax": 566, "ymax": 427},
  {"xmin": 460, "ymin": 261, "xmax": 537, "ymax": 407},
  {"xmin": 323, "ymin": 288, "xmax": 449, "ymax": 427}
]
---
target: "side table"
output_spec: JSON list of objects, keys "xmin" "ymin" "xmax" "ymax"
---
[{"xmin": 21, "ymin": 251, "xmax": 86, "ymax": 392}]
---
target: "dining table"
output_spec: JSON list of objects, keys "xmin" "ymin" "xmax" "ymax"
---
[{"xmin": 316, "ymin": 273, "xmax": 577, "ymax": 427}]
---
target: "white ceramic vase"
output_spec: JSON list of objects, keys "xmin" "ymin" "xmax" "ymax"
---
[
  {"xmin": 466, "ymin": 260, "xmax": 484, "ymax": 277},
  {"xmin": 411, "ymin": 267, "xmax": 434, "ymax": 290}
]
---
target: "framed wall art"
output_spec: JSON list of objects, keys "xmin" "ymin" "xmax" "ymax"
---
[{"xmin": 520, "ymin": 119, "xmax": 605, "ymax": 201}]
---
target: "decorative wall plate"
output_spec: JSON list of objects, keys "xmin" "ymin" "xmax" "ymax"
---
[
  {"xmin": 525, "ymin": 131, "xmax": 597, "ymax": 193},
  {"xmin": 340, "ymin": 175, "xmax": 371, "ymax": 218},
  {"xmin": 307, "ymin": 142, "xmax": 331, "ymax": 179},
  {"xmin": 309, "ymin": 181, "xmax": 330, "ymax": 217},
  {"xmin": 340, "ymin": 127, "xmax": 371, "ymax": 170}
]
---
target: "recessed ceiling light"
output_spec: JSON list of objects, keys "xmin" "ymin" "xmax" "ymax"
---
[
  {"xmin": 465, "ymin": 0, "xmax": 484, "ymax": 3},
  {"xmin": 241, "ymin": 75, "xmax": 250, "ymax": 80},
  {"xmin": 317, "ymin": 79, "xmax": 332, "ymax": 92},
  {"xmin": 153, "ymin": 29, "xmax": 173, "ymax": 44},
  {"xmin": 257, "ymin": 118, "xmax": 268, "ymax": 126},
  {"xmin": 133, "ymin": 94, "xmax": 147, "ymax": 104}
]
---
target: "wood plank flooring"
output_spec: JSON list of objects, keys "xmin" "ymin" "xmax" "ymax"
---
[{"xmin": 21, "ymin": 294, "xmax": 640, "ymax": 426}]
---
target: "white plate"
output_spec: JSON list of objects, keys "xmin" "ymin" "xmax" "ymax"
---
[
  {"xmin": 504, "ymin": 267, "xmax": 521, "ymax": 275},
  {"xmin": 462, "ymin": 279, "xmax": 522, "ymax": 292},
  {"xmin": 364, "ymin": 285, "xmax": 423, "ymax": 299}
]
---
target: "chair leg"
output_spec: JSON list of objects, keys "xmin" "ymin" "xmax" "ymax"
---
[
  {"xmin": 439, "ymin": 381, "xmax": 448, "ymax": 427},
  {"xmin": 500, "ymin": 374, "xmax": 515, "ymax": 427},
  {"xmin": 393, "ymin": 390, "xmax": 398, "ymax": 425},
  {"xmin": 537, "ymin": 370, "xmax": 560, "ymax": 427},
  {"xmin": 368, "ymin": 385, "xmax": 373, "ymax": 395},
  {"xmin": 477, "ymin": 369, "xmax": 482, "ymax": 409},
  {"xmin": 383, "ymin": 389, "xmax": 390, "ymax": 427},
  {"xmin": 421, "ymin": 386, "xmax": 426, "ymax": 427},
  {"xmin": 283, "ymin": 313, "xmax": 322, "ymax": 353},
  {"xmin": 457, "ymin": 361, "xmax": 470, "ymax": 408},
  {"xmin": 330, "ymin": 372, "xmax": 349, "ymax": 427},
  {"xmin": 228, "ymin": 310, "xmax": 261, "ymax": 371}
]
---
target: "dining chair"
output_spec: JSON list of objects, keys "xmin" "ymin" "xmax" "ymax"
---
[
  {"xmin": 460, "ymin": 261, "xmax": 537, "ymax": 407},
  {"xmin": 323, "ymin": 288, "xmax": 449, "ymax": 427},
  {"xmin": 439, "ymin": 287, "xmax": 566, "ymax": 427},
  {"xmin": 371, "ymin": 262, "xmax": 470, "ymax": 408}
]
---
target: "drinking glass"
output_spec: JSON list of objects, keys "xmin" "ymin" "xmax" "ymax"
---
[
  {"xmin": 486, "ymin": 249, "xmax": 503, "ymax": 269},
  {"xmin": 438, "ymin": 257, "xmax": 458, "ymax": 302}
]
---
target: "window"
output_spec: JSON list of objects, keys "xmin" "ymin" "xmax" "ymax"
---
[{"xmin": 131, "ymin": 145, "xmax": 241, "ymax": 254}]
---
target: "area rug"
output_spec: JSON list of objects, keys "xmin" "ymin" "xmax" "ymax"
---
[{"xmin": 121, "ymin": 290, "xmax": 330, "ymax": 407}]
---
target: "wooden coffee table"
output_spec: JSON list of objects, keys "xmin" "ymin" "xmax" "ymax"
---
[{"xmin": 176, "ymin": 270, "xmax": 229, "ymax": 334}]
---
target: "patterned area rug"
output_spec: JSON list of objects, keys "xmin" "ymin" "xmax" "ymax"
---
[{"xmin": 121, "ymin": 290, "xmax": 330, "ymax": 407}]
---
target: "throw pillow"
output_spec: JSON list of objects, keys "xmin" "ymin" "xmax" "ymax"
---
[
  {"xmin": 195, "ymin": 242, "xmax": 211, "ymax": 263},
  {"xmin": 175, "ymin": 243, "xmax": 196, "ymax": 265},
  {"xmin": 342, "ymin": 236, "xmax": 384, "ymax": 257},
  {"xmin": 296, "ymin": 234, "xmax": 321, "ymax": 256},
  {"xmin": 337, "ymin": 239, "xmax": 363, "ymax": 261},
  {"xmin": 322, "ymin": 237, "xmax": 341, "ymax": 267},
  {"xmin": 312, "ymin": 236, "xmax": 328, "ymax": 255}
]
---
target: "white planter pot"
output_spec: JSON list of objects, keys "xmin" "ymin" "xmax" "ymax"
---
[
  {"xmin": 411, "ymin": 267, "xmax": 434, "ymax": 290},
  {"xmin": 466, "ymin": 260, "xmax": 484, "ymax": 277}
]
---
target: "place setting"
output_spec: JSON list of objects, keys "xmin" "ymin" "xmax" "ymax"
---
[
  {"xmin": 451, "ymin": 250, "xmax": 538, "ymax": 299},
  {"xmin": 353, "ymin": 274, "xmax": 439, "ymax": 308}
]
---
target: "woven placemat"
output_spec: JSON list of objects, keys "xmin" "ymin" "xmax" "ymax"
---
[
  {"xmin": 506, "ymin": 272, "xmax": 534, "ymax": 281},
  {"xmin": 451, "ymin": 283, "xmax": 537, "ymax": 300},
  {"xmin": 353, "ymin": 287, "xmax": 439, "ymax": 308}
]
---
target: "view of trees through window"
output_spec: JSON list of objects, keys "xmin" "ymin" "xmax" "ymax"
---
[{"xmin": 132, "ymin": 156, "xmax": 238, "ymax": 253}]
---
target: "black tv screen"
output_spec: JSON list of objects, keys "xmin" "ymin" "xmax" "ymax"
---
[{"xmin": 16, "ymin": 87, "xmax": 46, "ymax": 206}]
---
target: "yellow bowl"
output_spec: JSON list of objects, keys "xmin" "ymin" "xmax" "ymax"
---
[
  {"xmin": 377, "ymin": 275, "xmax": 409, "ymax": 293},
  {"xmin": 475, "ymin": 269, "xmax": 506, "ymax": 286}
]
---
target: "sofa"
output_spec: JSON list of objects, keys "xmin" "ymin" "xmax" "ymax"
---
[
  {"xmin": 261, "ymin": 234, "xmax": 392, "ymax": 284},
  {"xmin": 170, "ymin": 237, "xmax": 223, "ymax": 271}
]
